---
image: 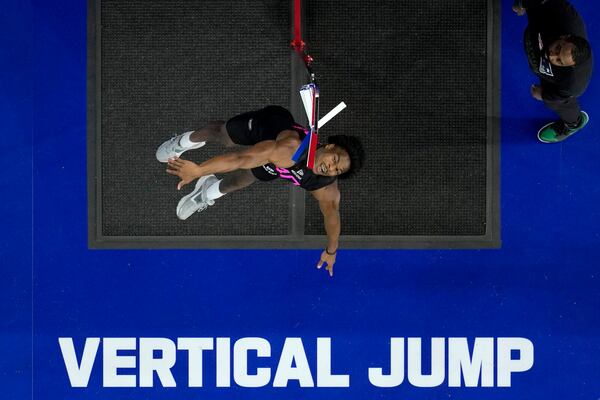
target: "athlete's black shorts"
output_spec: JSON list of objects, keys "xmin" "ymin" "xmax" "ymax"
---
[
  {"xmin": 225, "ymin": 106, "xmax": 297, "ymax": 182},
  {"xmin": 225, "ymin": 105, "xmax": 296, "ymax": 146}
]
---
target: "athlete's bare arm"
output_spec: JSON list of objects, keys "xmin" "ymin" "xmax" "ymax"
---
[
  {"xmin": 311, "ymin": 181, "xmax": 341, "ymax": 277},
  {"xmin": 167, "ymin": 130, "xmax": 300, "ymax": 190}
]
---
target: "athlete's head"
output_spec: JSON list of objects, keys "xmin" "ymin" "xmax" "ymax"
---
[
  {"xmin": 313, "ymin": 135, "xmax": 365, "ymax": 179},
  {"xmin": 546, "ymin": 35, "xmax": 591, "ymax": 67}
]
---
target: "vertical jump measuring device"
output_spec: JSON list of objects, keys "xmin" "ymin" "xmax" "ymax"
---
[{"xmin": 290, "ymin": 0, "xmax": 346, "ymax": 169}]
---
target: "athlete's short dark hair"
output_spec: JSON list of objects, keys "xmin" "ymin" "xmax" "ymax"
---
[
  {"xmin": 328, "ymin": 135, "xmax": 365, "ymax": 179},
  {"xmin": 565, "ymin": 35, "xmax": 591, "ymax": 65}
]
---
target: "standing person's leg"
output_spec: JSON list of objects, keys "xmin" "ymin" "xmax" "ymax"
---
[
  {"xmin": 538, "ymin": 96, "xmax": 589, "ymax": 143},
  {"xmin": 543, "ymin": 96, "xmax": 581, "ymax": 128},
  {"xmin": 156, "ymin": 120, "xmax": 235, "ymax": 162}
]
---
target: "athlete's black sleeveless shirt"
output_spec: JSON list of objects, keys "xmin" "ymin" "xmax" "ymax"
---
[{"xmin": 259, "ymin": 127, "xmax": 336, "ymax": 191}]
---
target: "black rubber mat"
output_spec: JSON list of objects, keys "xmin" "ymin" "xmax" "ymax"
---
[
  {"xmin": 89, "ymin": 0, "xmax": 499, "ymax": 247},
  {"xmin": 97, "ymin": 0, "xmax": 291, "ymax": 237},
  {"xmin": 304, "ymin": 0, "xmax": 489, "ymax": 236}
]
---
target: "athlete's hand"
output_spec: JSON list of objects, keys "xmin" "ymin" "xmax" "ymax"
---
[
  {"xmin": 166, "ymin": 157, "xmax": 202, "ymax": 190},
  {"xmin": 317, "ymin": 250, "xmax": 336, "ymax": 277},
  {"xmin": 530, "ymin": 84, "xmax": 543, "ymax": 101},
  {"xmin": 512, "ymin": 4, "xmax": 525, "ymax": 16}
]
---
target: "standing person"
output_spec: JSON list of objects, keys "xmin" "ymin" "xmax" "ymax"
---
[
  {"xmin": 156, "ymin": 105, "xmax": 365, "ymax": 277},
  {"xmin": 513, "ymin": 0, "xmax": 592, "ymax": 143}
]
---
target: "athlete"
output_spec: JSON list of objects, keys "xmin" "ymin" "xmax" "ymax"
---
[{"xmin": 156, "ymin": 105, "xmax": 365, "ymax": 276}]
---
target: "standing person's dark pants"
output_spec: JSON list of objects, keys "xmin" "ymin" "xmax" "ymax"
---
[{"xmin": 543, "ymin": 96, "xmax": 581, "ymax": 127}]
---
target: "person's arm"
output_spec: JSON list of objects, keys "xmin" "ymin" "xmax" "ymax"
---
[
  {"xmin": 311, "ymin": 182, "xmax": 341, "ymax": 277},
  {"xmin": 513, "ymin": 0, "xmax": 548, "ymax": 15},
  {"xmin": 166, "ymin": 131, "xmax": 298, "ymax": 190},
  {"xmin": 512, "ymin": 1, "xmax": 525, "ymax": 16}
]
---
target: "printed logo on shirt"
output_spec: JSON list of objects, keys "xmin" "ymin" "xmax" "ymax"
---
[
  {"xmin": 275, "ymin": 167, "xmax": 301, "ymax": 186},
  {"xmin": 263, "ymin": 165, "xmax": 278, "ymax": 176},
  {"xmin": 537, "ymin": 33, "xmax": 554, "ymax": 77},
  {"xmin": 262, "ymin": 165, "xmax": 306, "ymax": 186},
  {"xmin": 248, "ymin": 118, "xmax": 253, "ymax": 130},
  {"xmin": 291, "ymin": 169, "xmax": 304, "ymax": 180},
  {"xmin": 539, "ymin": 57, "xmax": 554, "ymax": 76}
]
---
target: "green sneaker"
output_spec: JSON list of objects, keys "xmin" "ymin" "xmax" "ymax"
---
[{"xmin": 537, "ymin": 111, "xmax": 589, "ymax": 143}]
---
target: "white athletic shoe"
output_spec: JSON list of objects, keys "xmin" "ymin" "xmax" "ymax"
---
[
  {"xmin": 156, "ymin": 131, "xmax": 205, "ymax": 163},
  {"xmin": 176, "ymin": 175, "xmax": 218, "ymax": 220}
]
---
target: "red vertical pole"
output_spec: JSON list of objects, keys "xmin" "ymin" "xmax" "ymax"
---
[
  {"xmin": 294, "ymin": 0, "xmax": 302, "ymax": 45},
  {"xmin": 292, "ymin": 0, "xmax": 319, "ymax": 169}
]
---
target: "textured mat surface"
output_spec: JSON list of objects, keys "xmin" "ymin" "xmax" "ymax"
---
[
  {"xmin": 94, "ymin": 0, "xmax": 495, "ymax": 243},
  {"xmin": 304, "ymin": 0, "xmax": 489, "ymax": 235},
  {"xmin": 99, "ymin": 0, "xmax": 290, "ymax": 236}
]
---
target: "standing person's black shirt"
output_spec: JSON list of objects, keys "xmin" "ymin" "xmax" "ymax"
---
[{"xmin": 520, "ymin": 0, "xmax": 593, "ymax": 101}]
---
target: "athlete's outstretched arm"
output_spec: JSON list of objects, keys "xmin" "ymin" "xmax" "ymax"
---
[
  {"xmin": 311, "ymin": 182, "xmax": 341, "ymax": 277},
  {"xmin": 166, "ymin": 132, "xmax": 298, "ymax": 190}
]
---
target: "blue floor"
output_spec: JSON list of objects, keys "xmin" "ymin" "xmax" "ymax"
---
[{"xmin": 3, "ymin": 0, "xmax": 600, "ymax": 398}]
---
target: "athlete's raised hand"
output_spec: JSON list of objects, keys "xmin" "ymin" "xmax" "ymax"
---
[
  {"xmin": 317, "ymin": 250, "xmax": 336, "ymax": 277},
  {"xmin": 166, "ymin": 157, "xmax": 202, "ymax": 190}
]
